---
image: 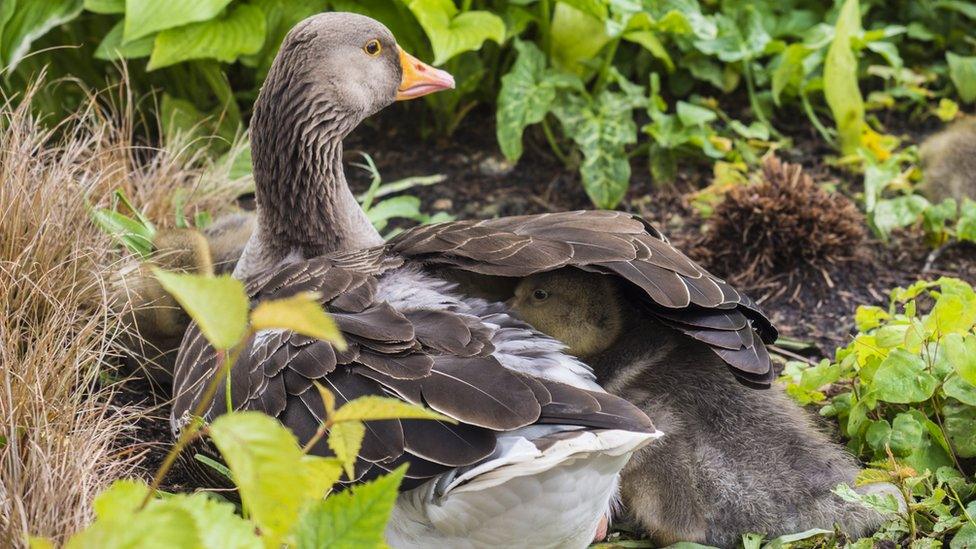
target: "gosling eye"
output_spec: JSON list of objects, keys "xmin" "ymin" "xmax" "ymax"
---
[
  {"xmin": 364, "ymin": 39, "xmax": 382, "ymax": 57},
  {"xmin": 532, "ymin": 289, "xmax": 550, "ymax": 302}
]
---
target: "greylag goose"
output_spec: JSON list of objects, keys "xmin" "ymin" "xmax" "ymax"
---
[
  {"xmin": 170, "ymin": 12, "xmax": 774, "ymax": 547},
  {"xmin": 509, "ymin": 269, "xmax": 897, "ymax": 545}
]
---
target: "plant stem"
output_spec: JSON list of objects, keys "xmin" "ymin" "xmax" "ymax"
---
[
  {"xmin": 539, "ymin": 0, "xmax": 552, "ymax": 57},
  {"xmin": 742, "ymin": 59, "xmax": 780, "ymax": 139},
  {"xmin": 801, "ymin": 89, "xmax": 837, "ymax": 147},
  {"xmin": 593, "ymin": 38, "xmax": 621, "ymax": 94},
  {"xmin": 542, "ymin": 116, "xmax": 571, "ymax": 167},
  {"xmin": 139, "ymin": 339, "xmax": 247, "ymax": 509},
  {"xmin": 302, "ymin": 417, "xmax": 335, "ymax": 454}
]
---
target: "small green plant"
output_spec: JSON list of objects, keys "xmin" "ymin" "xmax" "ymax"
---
[
  {"xmin": 352, "ymin": 153, "xmax": 454, "ymax": 236},
  {"xmin": 30, "ymin": 267, "xmax": 451, "ymax": 548},
  {"xmin": 782, "ymin": 277, "xmax": 976, "ymax": 546}
]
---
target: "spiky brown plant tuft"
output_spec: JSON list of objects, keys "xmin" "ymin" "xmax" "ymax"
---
[
  {"xmin": 701, "ymin": 156, "xmax": 866, "ymax": 290},
  {"xmin": 0, "ymin": 78, "xmax": 247, "ymax": 547}
]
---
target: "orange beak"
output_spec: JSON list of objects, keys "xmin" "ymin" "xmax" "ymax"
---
[{"xmin": 396, "ymin": 48, "xmax": 455, "ymax": 100}]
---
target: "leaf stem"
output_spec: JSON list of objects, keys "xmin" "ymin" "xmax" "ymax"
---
[
  {"xmin": 541, "ymin": 116, "xmax": 571, "ymax": 167},
  {"xmin": 801, "ymin": 89, "xmax": 837, "ymax": 147},
  {"xmin": 742, "ymin": 59, "xmax": 779, "ymax": 139},
  {"xmin": 593, "ymin": 38, "xmax": 621, "ymax": 94},
  {"xmin": 539, "ymin": 0, "xmax": 552, "ymax": 57}
]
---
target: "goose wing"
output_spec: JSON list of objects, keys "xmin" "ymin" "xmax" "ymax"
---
[
  {"xmin": 171, "ymin": 253, "xmax": 656, "ymax": 491},
  {"xmin": 388, "ymin": 210, "xmax": 778, "ymax": 387}
]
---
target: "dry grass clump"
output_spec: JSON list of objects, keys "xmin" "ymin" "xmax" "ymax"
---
[
  {"xmin": 701, "ymin": 156, "xmax": 866, "ymax": 292},
  {"xmin": 0, "ymin": 80, "xmax": 247, "ymax": 547}
]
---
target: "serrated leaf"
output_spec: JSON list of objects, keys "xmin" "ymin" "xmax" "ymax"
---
[
  {"xmin": 407, "ymin": 0, "xmax": 504, "ymax": 65},
  {"xmin": 871, "ymin": 349, "xmax": 939, "ymax": 404},
  {"xmin": 251, "ymin": 292, "xmax": 346, "ymax": 349},
  {"xmin": 148, "ymin": 3, "xmax": 266, "ymax": 70},
  {"xmin": 95, "ymin": 20, "xmax": 154, "ymax": 60},
  {"xmin": 209, "ymin": 412, "xmax": 323, "ymax": 547},
  {"xmin": 823, "ymin": 0, "xmax": 865, "ymax": 155},
  {"xmin": 333, "ymin": 395, "xmax": 455, "ymax": 423},
  {"xmin": 328, "ymin": 420, "xmax": 365, "ymax": 480},
  {"xmin": 314, "ymin": 382, "xmax": 337, "ymax": 418},
  {"xmin": 152, "ymin": 269, "xmax": 248, "ymax": 350},
  {"xmin": 170, "ymin": 492, "xmax": 262, "ymax": 549},
  {"xmin": 0, "ymin": 0, "xmax": 83, "ymax": 70},
  {"xmin": 945, "ymin": 334, "xmax": 976, "ymax": 387},
  {"xmin": 295, "ymin": 466, "xmax": 406, "ymax": 549},
  {"xmin": 124, "ymin": 0, "xmax": 233, "ymax": 41},
  {"xmin": 302, "ymin": 455, "xmax": 344, "ymax": 499}
]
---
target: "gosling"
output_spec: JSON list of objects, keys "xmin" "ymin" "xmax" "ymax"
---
[
  {"xmin": 510, "ymin": 268, "xmax": 899, "ymax": 547},
  {"xmin": 920, "ymin": 117, "xmax": 976, "ymax": 203}
]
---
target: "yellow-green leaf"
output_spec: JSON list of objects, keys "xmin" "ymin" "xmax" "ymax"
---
[
  {"xmin": 328, "ymin": 420, "xmax": 366, "ymax": 480},
  {"xmin": 945, "ymin": 333, "xmax": 976, "ymax": 386},
  {"xmin": 152, "ymin": 269, "xmax": 249, "ymax": 350},
  {"xmin": 332, "ymin": 395, "xmax": 456, "ymax": 424},
  {"xmin": 250, "ymin": 292, "xmax": 346, "ymax": 350},
  {"xmin": 28, "ymin": 538, "xmax": 54, "ymax": 549},
  {"xmin": 823, "ymin": 0, "xmax": 865, "ymax": 155},
  {"xmin": 313, "ymin": 381, "xmax": 337, "ymax": 419},
  {"xmin": 302, "ymin": 455, "xmax": 344, "ymax": 499}
]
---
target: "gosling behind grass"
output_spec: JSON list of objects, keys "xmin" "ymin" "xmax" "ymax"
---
[
  {"xmin": 920, "ymin": 117, "xmax": 976, "ymax": 203},
  {"xmin": 511, "ymin": 268, "xmax": 899, "ymax": 547},
  {"xmin": 113, "ymin": 213, "xmax": 255, "ymax": 386}
]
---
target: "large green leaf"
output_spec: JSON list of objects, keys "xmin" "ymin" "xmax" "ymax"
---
[
  {"xmin": 945, "ymin": 334, "xmax": 976, "ymax": 386},
  {"xmin": 943, "ymin": 399, "xmax": 976, "ymax": 457},
  {"xmin": 148, "ymin": 3, "xmax": 266, "ymax": 70},
  {"xmin": 124, "ymin": 0, "xmax": 233, "ymax": 41},
  {"xmin": 0, "ymin": 0, "xmax": 83, "ymax": 70},
  {"xmin": 549, "ymin": 2, "xmax": 609, "ymax": 74},
  {"xmin": 243, "ymin": 0, "xmax": 328, "ymax": 75},
  {"xmin": 870, "ymin": 349, "xmax": 939, "ymax": 404},
  {"xmin": 94, "ymin": 21, "xmax": 154, "ymax": 60},
  {"xmin": 84, "ymin": 0, "xmax": 124, "ymax": 14},
  {"xmin": 407, "ymin": 0, "xmax": 504, "ymax": 65},
  {"xmin": 823, "ymin": 0, "xmax": 865, "ymax": 155},
  {"xmin": 250, "ymin": 292, "xmax": 346, "ymax": 349},
  {"xmin": 947, "ymin": 52, "xmax": 976, "ymax": 104},
  {"xmin": 295, "ymin": 466, "xmax": 406, "ymax": 549},
  {"xmin": 152, "ymin": 269, "xmax": 249, "ymax": 350},
  {"xmin": 209, "ymin": 412, "xmax": 329, "ymax": 547},
  {"xmin": 496, "ymin": 40, "xmax": 581, "ymax": 162}
]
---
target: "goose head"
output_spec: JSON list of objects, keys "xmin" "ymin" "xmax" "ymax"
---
[
  {"xmin": 242, "ymin": 12, "xmax": 454, "ymax": 277},
  {"xmin": 510, "ymin": 269, "xmax": 627, "ymax": 360}
]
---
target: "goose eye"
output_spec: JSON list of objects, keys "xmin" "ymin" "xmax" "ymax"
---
[
  {"xmin": 364, "ymin": 39, "xmax": 382, "ymax": 57},
  {"xmin": 532, "ymin": 289, "xmax": 550, "ymax": 301}
]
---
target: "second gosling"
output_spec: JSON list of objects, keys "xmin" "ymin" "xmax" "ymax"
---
[{"xmin": 510, "ymin": 268, "xmax": 898, "ymax": 547}]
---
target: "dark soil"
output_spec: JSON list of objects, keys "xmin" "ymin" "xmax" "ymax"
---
[{"xmin": 122, "ymin": 102, "xmax": 976, "ymax": 491}]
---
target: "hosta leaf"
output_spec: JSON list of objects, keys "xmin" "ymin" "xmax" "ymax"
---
[
  {"xmin": 148, "ymin": 3, "xmax": 266, "ymax": 70},
  {"xmin": 407, "ymin": 0, "xmax": 505, "ymax": 65},
  {"xmin": 0, "ymin": 0, "xmax": 83, "ymax": 70},
  {"xmin": 243, "ymin": 0, "xmax": 328, "ymax": 75},
  {"xmin": 947, "ymin": 52, "xmax": 976, "ymax": 104},
  {"xmin": 823, "ymin": 0, "xmax": 865, "ymax": 155},
  {"xmin": 94, "ymin": 21, "xmax": 154, "ymax": 60},
  {"xmin": 871, "ymin": 349, "xmax": 939, "ymax": 404},
  {"xmin": 251, "ymin": 292, "xmax": 346, "ymax": 349},
  {"xmin": 84, "ymin": 0, "xmax": 124, "ymax": 14},
  {"xmin": 152, "ymin": 270, "xmax": 248, "ymax": 350},
  {"xmin": 124, "ymin": 0, "xmax": 233, "ymax": 42},
  {"xmin": 209, "ymin": 412, "xmax": 322, "ymax": 547},
  {"xmin": 328, "ymin": 420, "xmax": 365, "ymax": 480},
  {"xmin": 295, "ymin": 466, "xmax": 406, "ymax": 549},
  {"xmin": 332, "ymin": 395, "xmax": 455, "ymax": 423}
]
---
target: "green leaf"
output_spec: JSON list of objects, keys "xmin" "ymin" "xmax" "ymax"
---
[
  {"xmin": 407, "ymin": 0, "xmax": 505, "ymax": 65},
  {"xmin": 676, "ymin": 101, "xmax": 717, "ymax": 126},
  {"xmin": 243, "ymin": 0, "xmax": 328, "ymax": 75},
  {"xmin": 823, "ymin": 0, "xmax": 865, "ymax": 155},
  {"xmin": 889, "ymin": 412, "xmax": 925, "ymax": 457},
  {"xmin": 763, "ymin": 529, "xmax": 833, "ymax": 549},
  {"xmin": 365, "ymin": 195, "xmax": 423, "ymax": 231},
  {"xmin": 152, "ymin": 269, "xmax": 248, "ymax": 350},
  {"xmin": 250, "ymin": 292, "xmax": 346, "ymax": 349},
  {"xmin": 209, "ymin": 412, "xmax": 323, "ymax": 547},
  {"xmin": 84, "ymin": 0, "xmax": 124, "ymax": 14},
  {"xmin": 171, "ymin": 492, "xmax": 262, "ymax": 549},
  {"xmin": 0, "ymin": 0, "xmax": 83, "ymax": 70},
  {"xmin": 148, "ymin": 3, "xmax": 266, "ymax": 70},
  {"xmin": 496, "ymin": 40, "xmax": 558, "ymax": 162},
  {"xmin": 945, "ymin": 334, "xmax": 976, "ymax": 386},
  {"xmin": 333, "ymin": 395, "xmax": 456, "ymax": 423},
  {"xmin": 943, "ymin": 399, "xmax": 976, "ymax": 458},
  {"xmin": 872, "ymin": 195, "xmax": 929, "ymax": 239},
  {"xmin": 871, "ymin": 349, "xmax": 939, "ymax": 404},
  {"xmin": 944, "ymin": 375, "xmax": 976, "ymax": 407},
  {"xmin": 549, "ymin": 1, "xmax": 610, "ymax": 74},
  {"xmin": 295, "ymin": 465, "xmax": 406, "ymax": 549},
  {"xmin": 90, "ymin": 208, "xmax": 155, "ymax": 258},
  {"xmin": 124, "ymin": 0, "xmax": 233, "ymax": 41},
  {"xmin": 94, "ymin": 21, "xmax": 155, "ymax": 60},
  {"xmin": 772, "ymin": 43, "xmax": 810, "ymax": 105},
  {"xmin": 947, "ymin": 52, "xmax": 976, "ymax": 104},
  {"xmin": 952, "ymin": 522, "xmax": 976, "ymax": 549},
  {"xmin": 958, "ymin": 198, "xmax": 976, "ymax": 243},
  {"xmin": 328, "ymin": 420, "xmax": 365, "ymax": 480}
]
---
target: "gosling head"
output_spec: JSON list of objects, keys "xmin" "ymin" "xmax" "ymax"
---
[
  {"xmin": 265, "ymin": 12, "xmax": 455, "ymax": 126},
  {"xmin": 152, "ymin": 228, "xmax": 214, "ymax": 276},
  {"xmin": 510, "ymin": 269, "xmax": 626, "ymax": 359}
]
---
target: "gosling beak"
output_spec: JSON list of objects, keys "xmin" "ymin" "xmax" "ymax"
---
[{"xmin": 396, "ymin": 48, "xmax": 455, "ymax": 100}]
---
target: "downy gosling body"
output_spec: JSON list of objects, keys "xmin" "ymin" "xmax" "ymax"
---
[
  {"xmin": 920, "ymin": 117, "xmax": 976, "ymax": 203},
  {"xmin": 510, "ymin": 268, "xmax": 898, "ymax": 547}
]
